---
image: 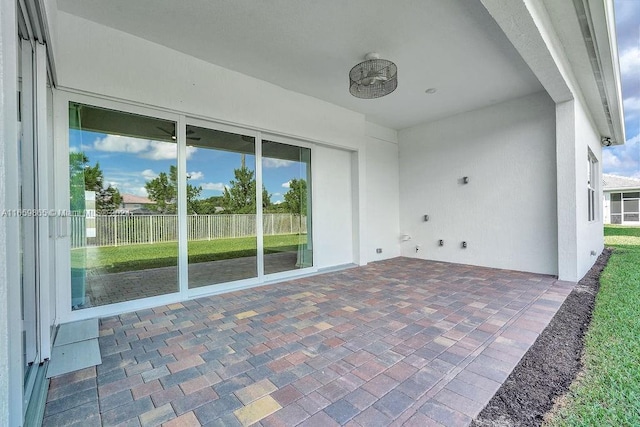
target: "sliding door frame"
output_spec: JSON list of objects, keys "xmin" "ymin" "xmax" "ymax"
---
[{"xmin": 56, "ymin": 92, "xmax": 317, "ymax": 323}]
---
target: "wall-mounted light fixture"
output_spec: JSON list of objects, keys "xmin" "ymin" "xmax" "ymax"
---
[
  {"xmin": 439, "ymin": 239, "xmax": 444, "ymax": 246},
  {"xmin": 601, "ymin": 137, "xmax": 612, "ymax": 146},
  {"xmin": 424, "ymin": 214, "xmax": 429, "ymax": 222},
  {"xmin": 462, "ymin": 241, "xmax": 467, "ymax": 248},
  {"xmin": 462, "ymin": 176, "xmax": 469, "ymax": 184}
]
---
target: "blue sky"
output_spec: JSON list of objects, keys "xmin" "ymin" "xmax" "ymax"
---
[
  {"xmin": 603, "ymin": 0, "xmax": 640, "ymax": 177},
  {"xmin": 70, "ymin": 129, "xmax": 304, "ymax": 204}
]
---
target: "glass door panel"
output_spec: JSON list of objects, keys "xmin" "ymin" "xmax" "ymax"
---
[
  {"xmin": 186, "ymin": 125, "xmax": 257, "ymax": 288},
  {"xmin": 262, "ymin": 140, "xmax": 312, "ymax": 274},
  {"xmin": 69, "ymin": 103, "xmax": 179, "ymax": 309},
  {"xmin": 18, "ymin": 34, "xmax": 39, "ymax": 407}
]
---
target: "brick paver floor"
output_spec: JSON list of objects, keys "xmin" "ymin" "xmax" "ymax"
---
[{"xmin": 44, "ymin": 257, "xmax": 574, "ymax": 426}]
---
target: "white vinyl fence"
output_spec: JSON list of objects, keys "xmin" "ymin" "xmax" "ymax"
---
[{"xmin": 71, "ymin": 213, "xmax": 307, "ymax": 248}]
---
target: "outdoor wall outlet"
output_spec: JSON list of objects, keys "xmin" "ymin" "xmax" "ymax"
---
[
  {"xmin": 423, "ymin": 214, "xmax": 429, "ymax": 222},
  {"xmin": 376, "ymin": 248, "xmax": 382, "ymax": 254},
  {"xmin": 462, "ymin": 241, "xmax": 467, "ymax": 248},
  {"xmin": 439, "ymin": 239, "xmax": 444, "ymax": 246},
  {"xmin": 463, "ymin": 176, "xmax": 469, "ymax": 184},
  {"xmin": 416, "ymin": 245, "xmax": 421, "ymax": 253}
]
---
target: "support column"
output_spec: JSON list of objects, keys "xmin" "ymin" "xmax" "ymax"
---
[{"xmin": 556, "ymin": 100, "xmax": 579, "ymax": 282}]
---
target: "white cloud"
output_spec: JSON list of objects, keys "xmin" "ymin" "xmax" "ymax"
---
[
  {"xmin": 141, "ymin": 169, "xmax": 158, "ymax": 180},
  {"xmin": 92, "ymin": 135, "xmax": 197, "ymax": 160},
  {"xmin": 264, "ymin": 158, "xmax": 295, "ymax": 168},
  {"xmin": 603, "ymin": 149, "xmax": 622, "ymax": 169},
  {"xmin": 602, "ymin": 134, "xmax": 640, "ymax": 176},
  {"xmin": 623, "ymin": 96, "xmax": 640, "ymax": 116},
  {"xmin": 201, "ymin": 182, "xmax": 228, "ymax": 192},
  {"xmin": 619, "ymin": 46, "xmax": 640, "ymax": 75},
  {"xmin": 138, "ymin": 142, "xmax": 176, "ymax": 160},
  {"xmin": 188, "ymin": 171, "xmax": 204, "ymax": 180},
  {"xmin": 282, "ymin": 181, "xmax": 291, "ymax": 188},
  {"xmin": 94, "ymin": 135, "xmax": 150, "ymax": 153}
]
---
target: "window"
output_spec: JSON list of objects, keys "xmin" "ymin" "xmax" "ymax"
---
[{"xmin": 587, "ymin": 150, "xmax": 598, "ymax": 222}]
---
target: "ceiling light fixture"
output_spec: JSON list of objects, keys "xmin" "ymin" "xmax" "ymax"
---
[{"xmin": 349, "ymin": 53, "xmax": 398, "ymax": 99}]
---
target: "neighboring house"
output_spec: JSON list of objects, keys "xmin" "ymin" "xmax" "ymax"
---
[
  {"xmin": 0, "ymin": 0, "xmax": 626, "ymax": 424},
  {"xmin": 603, "ymin": 174, "xmax": 640, "ymax": 225},
  {"xmin": 118, "ymin": 193, "xmax": 156, "ymax": 214}
]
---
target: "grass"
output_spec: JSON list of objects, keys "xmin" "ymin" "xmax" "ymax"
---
[
  {"xmin": 72, "ymin": 234, "xmax": 307, "ymax": 273},
  {"xmin": 547, "ymin": 225, "xmax": 640, "ymax": 426}
]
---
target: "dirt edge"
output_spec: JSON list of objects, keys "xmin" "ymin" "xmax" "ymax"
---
[{"xmin": 470, "ymin": 248, "xmax": 612, "ymax": 427}]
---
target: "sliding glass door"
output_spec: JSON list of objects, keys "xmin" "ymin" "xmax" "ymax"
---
[
  {"xmin": 262, "ymin": 140, "xmax": 312, "ymax": 274},
  {"xmin": 185, "ymin": 125, "xmax": 258, "ymax": 288},
  {"xmin": 67, "ymin": 102, "xmax": 314, "ymax": 309},
  {"xmin": 68, "ymin": 103, "xmax": 179, "ymax": 309}
]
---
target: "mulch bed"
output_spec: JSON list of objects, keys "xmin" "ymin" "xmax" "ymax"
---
[{"xmin": 471, "ymin": 248, "xmax": 612, "ymax": 427}]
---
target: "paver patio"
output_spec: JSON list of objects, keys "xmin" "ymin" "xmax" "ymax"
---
[{"xmin": 43, "ymin": 257, "xmax": 574, "ymax": 426}]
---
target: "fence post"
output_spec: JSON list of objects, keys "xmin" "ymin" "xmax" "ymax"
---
[{"xmin": 113, "ymin": 215, "xmax": 118, "ymax": 247}]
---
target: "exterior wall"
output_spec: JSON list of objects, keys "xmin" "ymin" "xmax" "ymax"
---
[
  {"xmin": 603, "ymin": 190, "xmax": 640, "ymax": 225},
  {"xmin": 575, "ymin": 99, "xmax": 604, "ymax": 279},
  {"xmin": 398, "ymin": 91, "xmax": 558, "ymax": 275},
  {"xmin": 365, "ymin": 122, "xmax": 400, "ymax": 262},
  {"xmin": 313, "ymin": 145, "xmax": 354, "ymax": 268}
]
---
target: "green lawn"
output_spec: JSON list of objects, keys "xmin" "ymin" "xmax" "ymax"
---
[
  {"xmin": 72, "ymin": 234, "xmax": 307, "ymax": 273},
  {"xmin": 548, "ymin": 225, "xmax": 640, "ymax": 425}
]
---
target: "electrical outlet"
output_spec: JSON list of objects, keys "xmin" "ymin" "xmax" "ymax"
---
[
  {"xmin": 376, "ymin": 248, "xmax": 382, "ymax": 254},
  {"xmin": 415, "ymin": 245, "xmax": 421, "ymax": 253}
]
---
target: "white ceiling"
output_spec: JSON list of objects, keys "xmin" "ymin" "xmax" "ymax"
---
[{"xmin": 56, "ymin": 0, "xmax": 544, "ymax": 130}]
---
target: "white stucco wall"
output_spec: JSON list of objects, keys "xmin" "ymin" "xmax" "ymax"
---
[
  {"xmin": 575, "ymin": 99, "xmax": 604, "ymax": 278},
  {"xmin": 313, "ymin": 145, "xmax": 354, "ymax": 268},
  {"xmin": 365, "ymin": 122, "xmax": 401, "ymax": 262},
  {"xmin": 54, "ymin": 12, "xmax": 365, "ymax": 151},
  {"xmin": 398, "ymin": 91, "xmax": 558, "ymax": 275}
]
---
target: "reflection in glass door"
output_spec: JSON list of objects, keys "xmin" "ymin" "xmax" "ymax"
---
[
  {"xmin": 262, "ymin": 140, "xmax": 312, "ymax": 274},
  {"xmin": 68, "ymin": 103, "xmax": 179, "ymax": 309},
  {"xmin": 186, "ymin": 125, "xmax": 258, "ymax": 288}
]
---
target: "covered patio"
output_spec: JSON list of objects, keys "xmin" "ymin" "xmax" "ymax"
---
[{"xmin": 43, "ymin": 258, "xmax": 573, "ymax": 426}]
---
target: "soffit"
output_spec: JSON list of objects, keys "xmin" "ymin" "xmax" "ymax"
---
[
  {"xmin": 56, "ymin": 0, "xmax": 544, "ymax": 130},
  {"xmin": 542, "ymin": 0, "xmax": 625, "ymax": 144}
]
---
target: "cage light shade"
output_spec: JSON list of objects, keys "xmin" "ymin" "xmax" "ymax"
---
[{"xmin": 349, "ymin": 56, "xmax": 398, "ymax": 99}]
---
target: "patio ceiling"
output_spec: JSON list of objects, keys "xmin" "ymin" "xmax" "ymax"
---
[{"xmin": 55, "ymin": 0, "xmax": 544, "ymax": 130}]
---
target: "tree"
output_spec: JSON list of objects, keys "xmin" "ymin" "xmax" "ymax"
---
[
  {"xmin": 221, "ymin": 165, "xmax": 271, "ymax": 214},
  {"xmin": 145, "ymin": 165, "xmax": 202, "ymax": 214},
  {"xmin": 283, "ymin": 179, "xmax": 307, "ymax": 216},
  {"xmin": 68, "ymin": 152, "xmax": 122, "ymax": 214},
  {"xmin": 191, "ymin": 196, "xmax": 224, "ymax": 215}
]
